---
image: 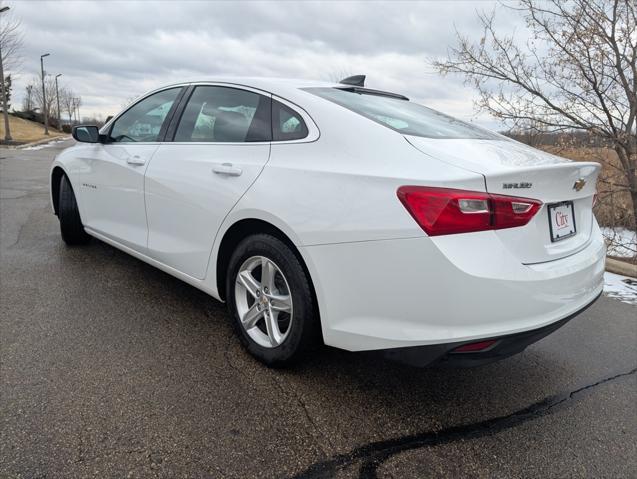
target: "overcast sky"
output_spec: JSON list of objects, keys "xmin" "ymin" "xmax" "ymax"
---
[{"xmin": 4, "ymin": 0, "xmax": 525, "ymax": 128}]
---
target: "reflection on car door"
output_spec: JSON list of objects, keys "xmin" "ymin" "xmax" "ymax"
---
[
  {"xmin": 79, "ymin": 87, "xmax": 183, "ymax": 252},
  {"xmin": 144, "ymin": 85, "xmax": 272, "ymax": 279}
]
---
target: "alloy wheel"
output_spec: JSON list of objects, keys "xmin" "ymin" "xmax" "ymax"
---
[{"xmin": 234, "ymin": 255, "xmax": 294, "ymax": 348}]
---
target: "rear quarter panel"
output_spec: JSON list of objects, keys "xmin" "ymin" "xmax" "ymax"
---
[{"xmin": 233, "ymin": 100, "xmax": 486, "ymax": 246}]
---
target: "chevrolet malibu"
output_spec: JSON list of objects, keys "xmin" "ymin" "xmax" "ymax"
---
[{"xmin": 50, "ymin": 76, "xmax": 605, "ymax": 367}]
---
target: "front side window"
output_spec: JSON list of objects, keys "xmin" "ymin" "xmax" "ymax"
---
[
  {"xmin": 174, "ymin": 86, "xmax": 270, "ymax": 142},
  {"xmin": 272, "ymin": 100, "xmax": 308, "ymax": 141},
  {"xmin": 109, "ymin": 88, "xmax": 181, "ymax": 142},
  {"xmin": 304, "ymin": 87, "xmax": 500, "ymax": 140}
]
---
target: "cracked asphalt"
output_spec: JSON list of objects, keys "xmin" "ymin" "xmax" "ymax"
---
[{"xmin": 1, "ymin": 140, "xmax": 636, "ymax": 478}]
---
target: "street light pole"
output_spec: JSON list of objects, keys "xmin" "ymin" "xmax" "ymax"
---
[
  {"xmin": 0, "ymin": 6, "xmax": 12, "ymax": 142},
  {"xmin": 55, "ymin": 73, "xmax": 62, "ymax": 130},
  {"xmin": 40, "ymin": 53, "xmax": 50, "ymax": 135}
]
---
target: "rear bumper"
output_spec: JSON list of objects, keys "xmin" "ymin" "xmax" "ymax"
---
[
  {"xmin": 301, "ymin": 220, "xmax": 606, "ymax": 352},
  {"xmin": 381, "ymin": 292, "xmax": 601, "ymax": 367}
]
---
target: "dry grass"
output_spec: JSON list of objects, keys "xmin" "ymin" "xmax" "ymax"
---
[
  {"xmin": 539, "ymin": 145, "xmax": 636, "ymax": 262},
  {"xmin": 539, "ymin": 145, "xmax": 635, "ymax": 231},
  {"xmin": 0, "ymin": 114, "xmax": 64, "ymax": 144}
]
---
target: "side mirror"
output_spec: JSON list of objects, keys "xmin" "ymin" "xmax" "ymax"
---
[{"xmin": 72, "ymin": 125, "xmax": 100, "ymax": 143}]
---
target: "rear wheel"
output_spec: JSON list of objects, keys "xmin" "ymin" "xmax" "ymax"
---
[
  {"xmin": 58, "ymin": 174, "xmax": 91, "ymax": 245},
  {"xmin": 226, "ymin": 234, "xmax": 320, "ymax": 367}
]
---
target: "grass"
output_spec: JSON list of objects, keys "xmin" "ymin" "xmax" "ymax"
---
[
  {"xmin": 539, "ymin": 145, "xmax": 635, "ymax": 231},
  {"xmin": 0, "ymin": 113, "xmax": 65, "ymax": 144},
  {"xmin": 539, "ymin": 145, "xmax": 636, "ymax": 263}
]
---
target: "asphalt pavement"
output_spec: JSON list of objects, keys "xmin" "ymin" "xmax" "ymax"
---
[{"xmin": 1, "ymin": 140, "xmax": 636, "ymax": 478}]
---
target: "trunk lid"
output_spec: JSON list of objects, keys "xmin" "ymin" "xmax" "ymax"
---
[{"xmin": 406, "ymin": 136, "xmax": 601, "ymax": 264}]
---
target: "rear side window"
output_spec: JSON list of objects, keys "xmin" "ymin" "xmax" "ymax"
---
[
  {"xmin": 304, "ymin": 87, "xmax": 499, "ymax": 140},
  {"xmin": 272, "ymin": 100, "xmax": 308, "ymax": 141},
  {"xmin": 174, "ymin": 86, "xmax": 271, "ymax": 142}
]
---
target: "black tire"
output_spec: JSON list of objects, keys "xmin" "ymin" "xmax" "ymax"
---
[
  {"xmin": 226, "ymin": 234, "xmax": 321, "ymax": 367},
  {"xmin": 58, "ymin": 174, "xmax": 91, "ymax": 245}
]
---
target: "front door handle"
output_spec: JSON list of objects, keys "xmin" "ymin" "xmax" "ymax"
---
[
  {"xmin": 126, "ymin": 155, "xmax": 146, "ymax": 166},
  {"xmin": 212, "ymin": 163, "xmax": 242, "ymax": 176}
]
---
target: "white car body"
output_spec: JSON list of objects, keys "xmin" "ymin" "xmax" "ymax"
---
[{"xmin": 50, "ymin": 78, "xmax": 605, "ymax": 363}]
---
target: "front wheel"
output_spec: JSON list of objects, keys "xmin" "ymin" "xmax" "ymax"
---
[
  {"xmin": 58, "ymin": 174, "xmax": 91, "ymax": 245},
  {"xmin": 226, "ymin": 234, "xmax": 320, "ymax": 367}
]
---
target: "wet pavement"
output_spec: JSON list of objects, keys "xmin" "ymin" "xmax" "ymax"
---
[{"xmin": 1, "ymin": 140, "xmax": 636, "ymax": 478}]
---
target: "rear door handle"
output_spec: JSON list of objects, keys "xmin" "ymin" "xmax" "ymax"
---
[
  {"xmin": 212, "ymin": 163, "xmax": 242, "ymax": 176},
  {"xmin": 126, "ymin": 155, "xmax": 146, "ymax": 166}
]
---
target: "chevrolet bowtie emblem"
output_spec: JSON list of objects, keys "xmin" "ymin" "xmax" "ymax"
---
[{"xmin": 573, "ymin": 178, "xmax": 586, "ymax": 191}]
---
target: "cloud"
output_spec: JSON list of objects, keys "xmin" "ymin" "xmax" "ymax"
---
[{"xmin": 6, "ymin": 0, "xmax": 525, "ymax": 127}]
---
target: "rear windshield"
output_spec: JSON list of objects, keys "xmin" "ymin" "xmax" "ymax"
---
[{"xmin": 305, "ymin": 87, "xmax": 499, "ymax": 140}]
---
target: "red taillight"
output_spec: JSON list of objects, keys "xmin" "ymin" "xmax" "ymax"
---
[
  {"xmin": 397, "ymin": 186, "xmax": 542, "ymax": 236},
  {"xmin": 452, "ymin": 339, "xmax": 498, "ymax": 353}
]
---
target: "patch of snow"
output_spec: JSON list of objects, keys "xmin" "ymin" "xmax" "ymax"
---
[
  {"xmin": 603, "ymin": 271, "xmax": 637, "ymax": 305},
  {"xmin": 601, "ymin": 227, "xmax": 636, "ymax": 258},
  {"xmin": 20, "ymin": 137, "xmax": 70, "ymax": 151}
]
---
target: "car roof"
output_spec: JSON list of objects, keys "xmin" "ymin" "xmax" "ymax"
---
[{"xmin": 158, "ymin": 77, "xmax": 339, "ymax": 98}]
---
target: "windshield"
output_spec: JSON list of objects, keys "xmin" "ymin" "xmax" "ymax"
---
[{"xmin": 305, "ymin": 87, "xmax": 500, "ymax": 140}]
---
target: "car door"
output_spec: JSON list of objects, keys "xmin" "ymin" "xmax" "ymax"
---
[
  {"xmin": 78, "ymin": 87, "xmax": 184, "ymax": 253},
  {"xmin": 144, "ymin": 85, "xmax": 272, "ymax": 279}
]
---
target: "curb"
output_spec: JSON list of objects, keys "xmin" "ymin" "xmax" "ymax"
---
[
  {"xmin": 606, "ymin": 257, "xmax": 637, "ymax": 278},
  {"xmin": 0, "ymin": 135, "xmax": 71, "ymax": 150},
  {"xmin": 14, "ymin": 136, "xmax": 70, "ymax": 149}
]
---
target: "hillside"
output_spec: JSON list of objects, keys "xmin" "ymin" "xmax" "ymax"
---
[{"xmin": 0, "ymin": 114, "xmax": 65, "ymax": 144}]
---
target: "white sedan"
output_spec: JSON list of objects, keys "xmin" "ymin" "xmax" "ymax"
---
[{"xmin": 50, "ymin": 76, "xmax": 605, "ymax": 367}]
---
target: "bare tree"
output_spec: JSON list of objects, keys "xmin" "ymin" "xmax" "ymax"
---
[
  {"xmin": 0, "ymin": 8, "xmax": 23, "ymax": 141},
  {"xmin": 60, "ymin": 87, "xmax": 76, "ymax": 126},
  {"xmin": 72, "ymin": 96, "xmax": 82, "ymax": 124},
  {"xmin": 30, "ymin": 75, "xmax": 57, "ymax": 129},
  {"xmin": 0, "ymin": 8, "xmax": 21, "ymax": 72},
  {"xmin": 22, "ymin": 84, "xmax": 34, "ymax": 111},
  {"xmin": 434, "ymin": 0, "xmax": 637, "ymax": 229}
]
